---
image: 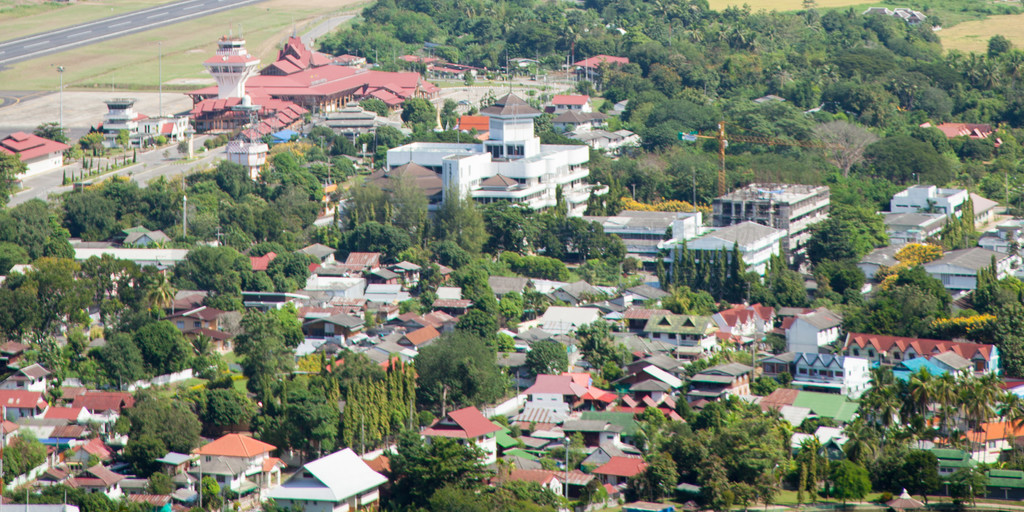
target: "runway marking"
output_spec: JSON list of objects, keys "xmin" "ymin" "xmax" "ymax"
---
[
  {"xmin": 147, "ymin": 13, "xmax": 163, "ymax": 18},
  {"xmin": 185, "ymin": 4, "xmax": 201, "ymax": 9},
  {"xmin": 24, "ymin": 41, "xmax": 47, "ymax": 48},
  {"xmin": 111, "ymin": 21, "xmax": 129, "ymax": 27}
]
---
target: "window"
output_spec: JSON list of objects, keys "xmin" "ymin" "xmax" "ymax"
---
[
  {"xmin": 868, "ymin": 350, "xmax": 875, "ymax": 358},
  {"xmin": 852, "ymin": 348, "xmax": 860, "ymax": 356}
]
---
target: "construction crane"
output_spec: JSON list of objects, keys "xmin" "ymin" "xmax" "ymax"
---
[{"xmin": 679, "ymin": 122, "xmax": 833, "ymax": 195}]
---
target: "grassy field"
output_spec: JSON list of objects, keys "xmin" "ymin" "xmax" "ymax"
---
[
  {"xmin": 0, "ymin": 0, "xmax": 181, "ymax": 41},
  {"xmin": 939, "ymin": 12, "xmax": 1024, "ymax": 53},
  {"xmin": 0, "ymin": 0, "xmax": 366, "ymax": 91}
]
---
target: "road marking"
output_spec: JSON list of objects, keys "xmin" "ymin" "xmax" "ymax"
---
[
  {"xmin": 185, "ymin": 4, "xmax": 201, "ymax": 9},
  {"xmin": 24, "ymin": 41, "xmax": 47, "ymax": 48},
  {"xmin": 111, "ymin": 21, "xmax": 129, "ymax": 27},
  {"xmin": 147, "ymin": 13, "xmax": 163, "ymax": 18}
]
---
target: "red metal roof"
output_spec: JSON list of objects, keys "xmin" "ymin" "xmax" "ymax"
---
[
  {"xmin": 574, "ymin": 55, "xmax": 630, "ymax": 68},
  {"xmin": 402, "ymin": 326, "xmax": 440, "ymax": 346},
  {"xmin": 194, "ymin": 433, "xmax": 276, "ymax": 458},
  {"xmin": 250, "ymin": 251, "xmax": 277, "ymax": 271},
  {"xmin": 844, "ymin": 332, "xmax": 995, "ymax": 362},
  {"xmin": 422, "ymin": 406, "xmax": 501, "ymax": 439},
  {"xmin": 594, "ymin": 457, "xmax": 647, "ymax": 478},
  {"xmin": 44, "ymin": 406, "xmax": 84, "ymax": 420},
  {"xmin": 458, "ymin": 115, "xmax": 489, "ymax": 132},
  {"xmin": 552, "ymin": 94, "xmax": 589, "ymax": 106},
  {"xmin": 1, "ymin": 132, "xmax": 69, "ymax": 162},
  {"xmin": 0, "ymin": 389, "xmax": 46, "ymax": 409},
  {"xmin": 71, "ymin": 391, "xmax": 134, "ymax": 413}
]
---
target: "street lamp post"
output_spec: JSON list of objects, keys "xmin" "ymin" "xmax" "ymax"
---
[{"xmin": 57, "ymin": 66, "xmax": 64, "ymax": 131}]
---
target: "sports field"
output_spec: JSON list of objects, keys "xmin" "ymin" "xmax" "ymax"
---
[
  {"xmin": 0, "ymin": 0, "xmax": 180, "ymax": 41},
  {"xmin": 0, "ymin": 0, "xmax": 366, "ymax": 91},
  {"xmin": 939, "ymin": 12, "xmax": 1024, "ymax": 53}
]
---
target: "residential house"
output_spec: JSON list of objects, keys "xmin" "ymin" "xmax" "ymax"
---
[
  {"xmin": 0, "ymin": 363, "xmax": 51, "ymax": 392},
  {"xmin": 682, "ymin": 221, "xmax": 786, "ymax": 275},
  {"xmin": 502, "ymin": 469, "xmax": 562, "ymax": 496},
  {"xmin": 843, "ymin": 333, "xmax": 999, "ymax": 374},
  {"xmin": 927, "ymin": 448, "xmax": 973, "ymax": 478},
  {"xmin": 550, "ymin": 95, "xmax": 592, "ymax": 113},
  {"xmin": 617, "ymin": 285, "xmax": 670, "ymax": 308},
  {"xmin": 391, "ymin": 261, "xmax": 421, "ymax": 288},
  {"xmin": 432, "ymin": 298, "xmax": 472, "ymax": 316},
  {"xmin": 593, "ymin": 457, "xmax": 646, "ymax": 486},
  {"xmin": 552, "ymin": 111, "xmax": 606, "ymax": 133},
  {"xmin": 368, "ymin": 268, "xmax": 401, "ymax": 286},
  {"xmin": 422, "ymin": 406, "xmax": 502, "ymax": 464},
  {"xmin": 790, "ymin": 353, "xmax": 871, "ymax": 399},
  {"xmin": 573, "ymin": 55, "xmax": 630, "ymax": 81},
  {"xmin": 519, "ymin": 374, "xmax": 588, "ymax": 424},
  {"xmin": 890, "ymin": 185, "xmax": 969, "ymax": 217},
  {"xmin": 250, "ymin": 252, "xmax": 277, "ymax": 272},
  {"xmin": 863, "ymin": 6, "xmax": 927, "ymax": 24},
  {"xmin": 44, "ymin": 406, "xmax": 90, "ymax": 424},
  {"xmin": 267, "ymin": 448, "xmax": 388, "ymax": 512},
  {"xmin": 923, "ymin": 248, "xmax": 1017, "ymax": 291},
  {"xmin": 984, "ymin": 469, "xmax": 1024, "ymax": 500},
  {"xmin": 622, "ymin": 308, "xmax": 671, "ymax": 332},
  {"xmin": 712, "ymin": 303, "xmax": 775, "ymax": 337},
  {"xmin": 192, "ymin": 434, "xmax": 283, "ymax": 496},
  {"xmin": 155, "ymin": 452, "xmax": 195, "ymax": 476},
  {"xmin": 535, "ymin": 307, "xmax": 603, "ymax": 335},
  {"xmin": 882, "ymin": 212, "xmax": 946, "ymax": 246},
  {"xmin": 0, "ymin": 131, "xmax": 70, "ymax": 175},
  {"xmin": 0, "ymin": 341, "xmax": 29, "ymax": 368},
  {"xmin": 858, "ymin": 245, "xmax": 900, "ymax": 279},
  {"xmin": 497, "ymin": 352, "xmax": 531, "ymax": 390},
  {"xmin": 302, "ymin": 314, "xmax": 364, "ymax": 341},
  {"xmin": 398, "ymin": 326, "xmax": 441, "ymax": 350},
  {"xmin": 344, "ymin": 252, "xmax": 381, "ymax": 274},
  {"xmin": 582, "ymin": 443, "xmax": 642, "ymax": 468},
  {"xmin": 922, "ymin": 121, "xmax": 997, "ymax": 142},
  {"xmin": 166, "ymin": 306, "xmax": 229, "ymax": 333},
  {"xmin": 760, "ymin": 389, "xmax": 860, "ymax": 424},
  {"xmin": 0, "ymin": 389, "xmax": 48, "ymax": 419},
  {"xmin": 686, "ymin": 363, "xmax": 754, "ymax": 402},
  {"xmin": 641, "ymin": 314, "xmax": 717, "ymax": 354},
  {"xmin": 568, "ymin": 129, "xmax": 640, "ymax": 153},
  {"xmin": 69, "ymin": 465, "xmax": 126, "ymax": 498},
  {"xmin": 963, "ymin": 421, "xmax": 1024, "ymax": 463},
  {"xmin": 297, "ymin": 243, "xmax": 337, "ymax": 265},
  {"xmin": 488, "ymin": 276, "xmax": 531, "ymax": 298},
  {"xmin": 67, "ymin": 438, "xmax": 114, "ymax": 465},
  {"xmin": 71, "ymin": 391, "xmax": 134, "ymax": 425},
  {"xmin": 550, "ymin": 281, "xmax": 605, "ymax": 306},
  {"xmin": 363, "ymin": 284, "xmax": 409, "ymax": 305},
  {"xmin": 759, "ymin": 352, "xmax": 796, "ymax": 378},
  {"xmin": 785, "ymin": 307, "xmax": 842, "ymax": 354},
  {"xmin": 561, "ymin": 420, "xmax": 624, "ymax": 447},
  {"xmin": 123, "ymin": 230, "xmax": 170, "ymax": 247},
  {"xmin": 971, "ymin": 193, "xmax": 999, "ymax": 227}
]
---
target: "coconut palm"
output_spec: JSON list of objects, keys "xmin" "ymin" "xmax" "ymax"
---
[
  {"xmin": 908, "ymin": 368, "xmax": 934, "ymax": 417},
  {"xmin": 842, "ymin": 418, "xmax": 879, "ymax": 465},
  {"xmin": 145, "ymin": 272, "xmax": 176, "ymax": 312},
  {"xmin": 932, "ymin": 373, "xmax": 959, "ymax": 440},
  {"xmin": 998, "ymin": 392, "xmax": 1024, "ymax": 464}
]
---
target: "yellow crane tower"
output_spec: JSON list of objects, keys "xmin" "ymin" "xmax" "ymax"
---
[{"xmin": 679, "ymin": 122, "xmax": 834, "ymax": 196}]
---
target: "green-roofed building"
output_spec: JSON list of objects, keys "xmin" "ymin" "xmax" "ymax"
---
[
  {"xmin": 927, "ymin": 448, "xmax": 973, "ymax": 479},
  {"xmin": 580, "ymin": 411, "xmax": 641, "ymax": 438},
  {"xmin": 986, "ymin": 469, "xmax": 1024, "ymax": 500},
  {"xmin": 496, "ymin": 429, "xmax": 520, "ymax": 451},
  {"xmin": 503, "ymin": 448, "xmax": 540, "ymax": 461},
  {"xmin": 791, "ymin": 391, "xmax": 859, "ymax": 423}
]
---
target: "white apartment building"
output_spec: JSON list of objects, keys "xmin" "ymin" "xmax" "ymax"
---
[
  {"xmin": 386, "ymin": 94, "xmax": 606, "ymax": 215},
  {"xmin": 786, "ymin": 308, "xmax": 843, "ymax": 354},
  {"xmin": 791, "ymin": 353, "xmax": 871, "ymax": 399},
  {"xmin": 684, "ymin": 221, "xmax": 785, "ymax": 274},
  {"xmin": 712, "ymin": 183, "xmax": 830, "ymax": 259},
  {"xmin": 582, "ymin": 210, "xmax": 704, "ymax": 261},
  {"xmin": 890, "ymin": 185, "xmax": 969, "ymax": 216}
]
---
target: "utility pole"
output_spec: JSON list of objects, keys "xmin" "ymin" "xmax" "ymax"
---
[
  {"xmin": 158, "ymin": 42, "xmax": 163, "ymax": 118},
  {"xmin": 563, "ymin": 437, "xmax": 570, "ymax": 500},
  {"xmin": 57, "ymin": 66, "xmax": 64, "ymax": 131},
  {"xmin": 183, "ymin": 194, "xmax": 188, "ymax": 238}
]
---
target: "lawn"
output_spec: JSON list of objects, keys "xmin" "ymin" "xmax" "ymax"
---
[
  {"xmin": 939, "ymin": 12, "xmax": 1024, "ymax": 53},
  {"xmin": 0, "ymin": 0, "xmax": 367, "ymax": 91},
  {"xmin": 0, "ymin": 0, "xmax": 181, "ymax": 41}
]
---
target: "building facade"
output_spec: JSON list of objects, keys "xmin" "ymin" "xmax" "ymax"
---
[
  {"xmin": 711, "ymin": 184, "xmax": 830, "ymax": 259},
  {"xmin": 386, "ymin": 94, "xmax": 606, "ymax": 215}
]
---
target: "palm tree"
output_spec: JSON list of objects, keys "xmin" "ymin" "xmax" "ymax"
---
[
  {"xmin": 933, "ymin": 373, "xmax": 959, "ymax": 441},
  {"xmin": 998, "ymin": 392, "xmax": 1024, "ymax": 464},
  {"xmin": 908, "ymin": 368, "xmax": 934, "ymax": 417},
  {"xmin": 842, "ymin": 418, "xmax": 879, "ymax": 465},
  {"xmin": 146, "ymin": 272, "xmax": 177, "ymax": 313}
]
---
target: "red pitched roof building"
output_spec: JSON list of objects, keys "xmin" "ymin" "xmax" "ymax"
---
[
  {"xmin": 0, "ymin": 132, "xmax": 69, "ymax": 175},
  {"xmin": 593, "ymin": 457, "xmax": 647, "ymax": 486},
  {"xmin": 842, "ymin": 332, "xmax": 998, "ymax": 375},
  {"xmin": 422, "ymin": 406, "xmax": 502, "ymax": 464}
]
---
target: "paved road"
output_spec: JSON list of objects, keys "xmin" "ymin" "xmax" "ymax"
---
[
  {"xmin": 0, "ymin": 0, "xmax": 268, "ymax": 69},
  {"xmin": 10, "ymin": 139, "xmax": 224, "ymax": 206}
]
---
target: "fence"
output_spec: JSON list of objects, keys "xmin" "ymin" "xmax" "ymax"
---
[{"xmin": 126, "ymin": 368, "xmax": 194, "ymax": 392}]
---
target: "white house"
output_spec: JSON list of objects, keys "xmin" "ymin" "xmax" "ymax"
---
[
  {"xmin": 890, "ymin": 185, "xmax": 969, "ymax": 216},
  {"xmin": 786, "ymin": 308, "xmax": 843, "ymax": 354},
  {"xmin": 268, "ymin": 449, "xmax": 387, "ymax": 512},
  {"xmin": 583, "ymin": 210, "xmax": 703, "ymax": 261},
  {"xmin": 534, "ymin": 306, "xmax": 602, "ymax": 335},
  {"xmin": 69, "ymin": 464, "xmax": 125, "ymax": 499},
  {"xmin": 0, "ymin": 363, "xmax": 50, "ymax": 392},
  {"xmin": 923, "ymin": 247, "xmax": 1018, "ymax": 291},
  {"xmin": 550, "ymin": 95, "xmax": 592, "ymax": 112},
  {"xmin": 0, "ymin": 132, "xmax": 70, "ymax": 175},
  {"xmin": 683, "ymin": 221, "xmax": 785, "ymax": 275},
  {"xmin": 422, "ymin": 406, "xmax": 502, "ymax": 464},
  {"xmin": 712, "ymin": 304, "xmax": 775, "ymax": 337},
  {"xmin": 387, "ymin": 94, "xmax": 606, "ymax": 215},
  {"xmin": 791, "ymin": 353, "xmax": 871, "ymax": 399},
  {"xmin": 191, "ymin": 434, "xmax": 283, "ymax": 496}
]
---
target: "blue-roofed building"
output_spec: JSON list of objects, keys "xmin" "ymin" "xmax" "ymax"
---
[
  {"xmin": 893, "ymin": 357, "xmax": 950, "ymax": 382},
  {"xmin": 791, "ymin": 352, "xmax": 871, "ymax": 399},
  {"xmin": 270, "ymin": 129, "xmax": 298, "ymax": 143}
]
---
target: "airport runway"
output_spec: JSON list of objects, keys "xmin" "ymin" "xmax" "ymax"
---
[{"xmin": 0, "ymin": 0, "xmax": 268, "ymax": 69}]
